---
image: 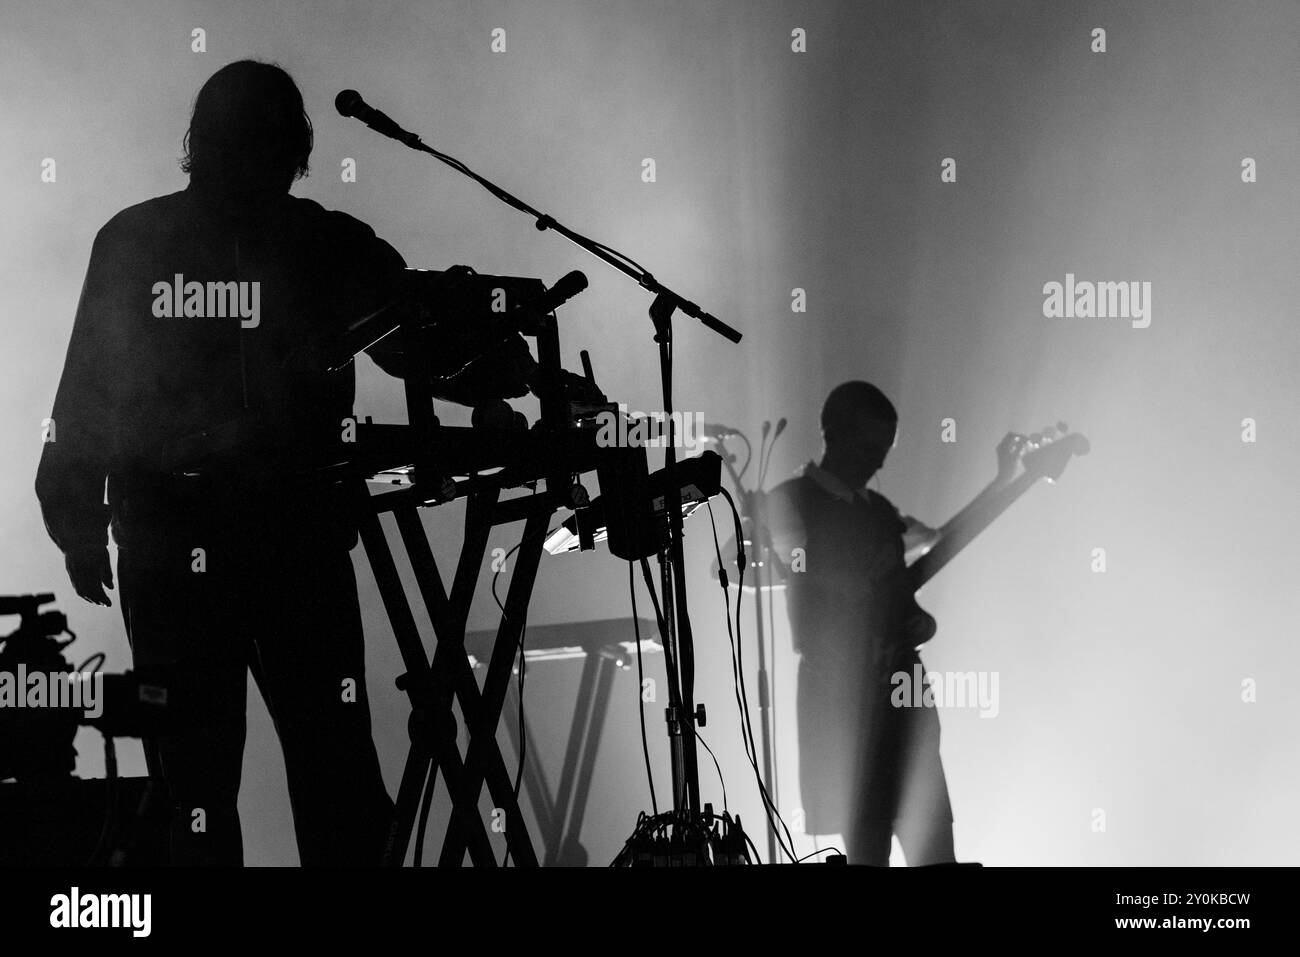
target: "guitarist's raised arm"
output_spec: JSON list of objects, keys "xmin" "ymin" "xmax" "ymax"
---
[
  {"xmin": 902, "ymin": 431, "xmax": 1027, "ymax": 564},
  {"xmin": 907, "ymin": 427, "xmax": 1090, "ymax": 590}
]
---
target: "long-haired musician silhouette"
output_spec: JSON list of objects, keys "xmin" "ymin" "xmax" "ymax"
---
[{"xmin": 36, "ymin": 60, "xmax": 410, "ymax": 865}]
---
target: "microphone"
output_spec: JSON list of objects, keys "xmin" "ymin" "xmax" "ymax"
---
[
  {"xmin": 502, "ymin": 270, "xmax": 589, "ymax": 335},
  {"xmin": 529, "ymin": 270, "xmax": 588, "ymax": 318},
  {"xmin": 335, "ymin": 89, "xmax": 424, "ymax": 149},
  {"xmin": 772, "ymin": 417, "xmax": 787, "ymax": 442}
]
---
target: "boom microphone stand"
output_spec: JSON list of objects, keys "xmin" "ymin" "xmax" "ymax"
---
[{"xmin": 336, "ymin": 89, "xmax": 742, "ymax": 819}]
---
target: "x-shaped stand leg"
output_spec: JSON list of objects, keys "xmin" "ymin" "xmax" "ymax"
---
[
  {"xmin": 363, "ymin": 486, "xmax": 542, "ymax": 866},
  {"xmin": 500, "ymin": 649, "xmax": 617, "ymax": 866},
  {"xmin": 437, "ymin": 501, "xmax": 550, "ymax": 865}
]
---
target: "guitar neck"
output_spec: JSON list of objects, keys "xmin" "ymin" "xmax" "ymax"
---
[{"xmin": 907, "ymin": 470, "xmax": 1039, "ymax": 591}]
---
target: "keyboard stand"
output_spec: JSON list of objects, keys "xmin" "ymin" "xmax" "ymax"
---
[{"xmin": 360, "ymin": 480, "xmax": 561, "ymax": 866}]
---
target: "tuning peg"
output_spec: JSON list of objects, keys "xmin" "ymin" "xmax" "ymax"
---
[
  {"xmin": 1057, "ymin": 421, "xmax": 1068, "ymax": 434},
  {"xmin": 1042, "ymin": 425, "xmax": 1058, "ymax": 441},
  {"xmin": 1028, "ymin": 432, "xmax": 1043, "ymax": 446}
]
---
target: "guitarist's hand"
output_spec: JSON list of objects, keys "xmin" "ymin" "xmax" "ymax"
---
[
  {"xmin": 995, "ymin": 432, "xmax": 1027, "ymax": 486},
  {"xmin": 901, "ymin": 516, "xmax": 939, "ymax": 563},
  {"xmin": 905, "ymin": 598, "xmax": 937, "ymax": 646}
]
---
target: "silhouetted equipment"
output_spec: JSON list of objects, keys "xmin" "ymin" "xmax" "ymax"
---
[
  {"xmin": 708, "ymin": 419, "xmax": 788, "ymax": 863},
  {"xmin": 0, "ymin": 594, "xmax": 175, "ymax": 781},
  {"xmin": 464, "ymin": 619, "xmax": 660, "ymax": 866},
  {"xmin": 1, "ymin": 592, "xmax": 178, "ymax": 866},
  {"xmin": 340, "ymin": 91, "xmax": 741, "ymax": 849},
  {"xmin": 327, "ymin": 265, "xmax": 726, "ymax": 865},
  {"xmin": 0, "ymin": 594, "xmax": 79, "ymax": 780},
  {"xmin": 543, "ymin": 449, "xmax": 723, "ymax": 560},
  {"xmin": 612, "ymin": 806, "xmax": 755, "ymax": 866},
  {"xmin": 335, "ymin": 269, "xmax": 610, "ymax": 866}
]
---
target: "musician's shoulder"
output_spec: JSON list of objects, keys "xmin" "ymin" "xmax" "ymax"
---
[
  {"xmin": 767, "ymin": 473, "xmax": 810, "ymax": 504},
  {"xmin": 766, "ymin": 473, "xmax": 819, "ymax": 520},
  {"xmin": 288, "ymin": 198, "xmax": 406, "ymax": 268},
  {"xmin": 96, "ymin": 190, "xmax": 189, "ymax": 241},
  {"xmin": 863, "ymin": 487, "xmax": 904, "ymax": 518},
  {"xmin": 764, "ymin": 476, "xmax": 810, "ymax": 543},
  {"xmin": 863, "ymin": 486, "xmax": 894, "ymax": 506},
  {"xmin": 288, "ymin": 197, "xmax": 379, "ymax": 237}
]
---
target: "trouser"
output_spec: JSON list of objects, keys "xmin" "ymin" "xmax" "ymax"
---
[
  {"xmin": 116, "ymin": 517, "xmax": 393, "ymax": 866},
  {"xmin": 800, "ymin": 654, "xmax": 956, "ymax": 866},
  {"xmin": 845, "ymin": 662, "xmax": 955, "ymax": 866}
]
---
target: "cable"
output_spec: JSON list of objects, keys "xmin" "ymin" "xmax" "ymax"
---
[
  {"xmin": 732, "ymin": 432, "xmax": 754, "ymax": 484},
  {"xmin": 411, "ymin": 516, "xmax": 555, "ymax": 866},
  {"xmin": 490, "ymin": 526, "xmax": 551, "ymax": 866},
  {"xmin": 709, "ymin": 498, "xmax": 762, "ymax": 780},
  {"xmin": 635, "ymin": 558, "xmax": 723, "ymax": 819},
  {"xmin": 637, "ymin": 557, "xmax": 680, "ymax": 709},
  {"xmin": 693, "ymin": 727, "xmax": 728, "ymax": 815},
  {"xmin": 765, "ymin": 558, "xmax": 779, "ymax": 816},
  {"xmin": 628, "ymin": 562, "xmax": 658, "ymax": 815},
  {"xmin": 712, "ymin": 490, "xmax": 800, "ymax": 861},
  {"xmin": 796, "ymin": 844, "xmax": 845, "ymax": 863},
  {"xmin": 723, "ymin": 489, "xmax": 799, "ymax": 860}
]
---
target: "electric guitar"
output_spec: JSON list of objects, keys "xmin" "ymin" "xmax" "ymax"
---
[
  {"xmin": 908, "ymin": 425, "xmax": 1090, "ymax": 590},
  {"xmin": 896, "ymin": 425, "xmax": 1090, "ymax": 653}
]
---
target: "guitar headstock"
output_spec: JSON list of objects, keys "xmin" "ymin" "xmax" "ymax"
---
[{"xmin": 1020, "ymin": 422, "xmax": 1090, "ymax": 483}]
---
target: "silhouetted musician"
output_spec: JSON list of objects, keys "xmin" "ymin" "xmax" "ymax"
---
[
  {"xmin": 34, "ymin": 60, "xmax": 526, "ymax": 865},
  {"xmin": 766, "ymin": 381, "xmax": 1019, "ymax": 866}
]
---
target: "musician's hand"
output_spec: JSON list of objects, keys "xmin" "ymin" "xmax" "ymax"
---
[
  {"xmin": 433, "ymin": 335, "xmax": 534, "ymax": 406},
  {"xmin": 906, "ymin": 603, "xmax": 937, "ymax": 646},
  {"xmin": 995, "ymin": 432, "xmax": 1027, "ymax": 484},
  {"xmin": 495, "ymin": 334, "xmax": 536, "ymax": 399},
  {"xmin": 901, "ymin": 516, "xmax": 939, "ymax": 562},
  {"xmin": 66, "ymin": 546, "xmax": 114, "ymax": 607}
]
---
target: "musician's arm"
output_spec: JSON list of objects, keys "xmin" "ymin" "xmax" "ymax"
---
[
  {"xmin": 341, "ymin": 249, "xmax": 534, "ymax": 402},
  {"xmin": 904, "ymin": 432, "xmax": 1025, "ymax": 563},
  {"xmin": 307, "ymin": 207, "xmax": 409, "ymax": 378},
  {"xmin": 35, "ymin": 222, "xmax": 132, "ymax": 604},
  {"xmin": 35, "ymin": 224, "xmax": 128, "ymax": 550}
]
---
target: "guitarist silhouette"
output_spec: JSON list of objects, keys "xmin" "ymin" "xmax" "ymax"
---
[{"xmin": 766, "ymin": 381, "xmax": 1029, "ymax": 866}]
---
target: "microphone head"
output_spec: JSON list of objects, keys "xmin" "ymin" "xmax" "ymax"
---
[
  {"xmin": 761, "ymin": 420, "xmax": 771, "ymax": 439},
  {"xmin": 335, "ymin": 89, "xmax": 363, "ymax": 118},
  {"xmin": 551, "ymin": 270, "xmax": 588, "ymax": 303},
  {"xmin": 773, "ymin": 417, "xmax": 787, "ymax": 440}
]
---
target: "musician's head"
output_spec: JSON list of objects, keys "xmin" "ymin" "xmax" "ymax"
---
[
  {"xmin": 181, "ymin": 60, "xmax": 313, "ymax": 195},
  {"xmin": 820, "ymin": 380, "xmax": 898, "ymax": 486}
]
